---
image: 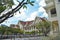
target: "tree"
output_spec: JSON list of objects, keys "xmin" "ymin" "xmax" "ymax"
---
[
  {"xmin": 42, "ymin": 20, "xmax": 51, "ymax": 36},
  {"xmin": 0, "ymin": 0, "xmax": 35, "ymax": 23},
  {"xmin": 36, "ymin": 21, "xmax": 44, "ymax": 35},
  {"xmin": 0, "ymin": 25, "xmax": 24, "ymax": 35},
  {"xmin": 35, "ymin": 19, "xmax": 51, "ymax": 36}
]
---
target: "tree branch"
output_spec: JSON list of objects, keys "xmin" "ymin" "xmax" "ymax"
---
[
  {"xmin": 0, "ymin": 12, "xmax": 11, "ymax": 23},
  {"xmin": 0, "ymin": 0, "xmax": 25, "ymax": 19},
  {"xmin": 0, "ymin": 0, "xmax": 28, "ymax": 23}
]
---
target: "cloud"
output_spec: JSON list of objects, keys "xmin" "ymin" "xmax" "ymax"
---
[
  {"xmin": 14, "ymin": 8, "xmax": 26, "ymax": 17},
  {"xmin": 1, "ymin": 0, "xmax": 48, "ymax": 26},
  {"xmin": 43, "ymin": 12, "xmax": 48, "ymax": 17},
  {"xmin": 12, "ymin": 5, "xmax": 17, "ymax": 9},
  {"xmin": 14, "ymin": 8, "xmax": 27, "ymax": 20},
  {"xmin": 25, "ymin": 0, "xmax": 48, "ymax": 21},
  {"xmin": 36, "ymin": 0, "xmax": 46, "ymax": 7},
  {"xmin": 13, "ymin": 0, "xmax": 47, "ymax": 21},
  {"xmin": 1, "ymin": 17, "xmax": 18, "ymax": 26},
  {"xmin": 39, "ymin": 0, "xmax": 46, "ymax": 7},
  {"xmin": 1, "ymin": 7, "xmax": 27, "ymax": 26},
  {"xmin": 37, "ymin": 0, "xmax": 48, "ymax": 18},
  {"xmin": 13, "ymin": 0, "xmax": 19, "ymax": 5},
  {"xmin": 38, "ymin": 7, "xmax": 48, "ymax": 17},
  {"xmin": 25, "ymin": 11, "xmax": 38, "ymax": 21},
  {"xmin": 38, "ymin": 7, "xmax": 46, "ymax": 12}
]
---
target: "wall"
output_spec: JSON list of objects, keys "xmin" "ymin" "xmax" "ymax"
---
[{"xmin": 54, "ymin": 0, "xmax": 60, "ymax": 31}]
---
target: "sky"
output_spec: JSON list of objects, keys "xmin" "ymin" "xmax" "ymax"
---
[{"xmin": 1, "ymin": 0, "xmax": 48, "ymax": 26}]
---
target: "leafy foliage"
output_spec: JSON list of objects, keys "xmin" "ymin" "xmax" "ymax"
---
[
  {"xmin": 0, "ymin": 0, "xmax": 14, "ymax": 13},
  {"xmin": 0, "ymin": 6, "xmax": 6, "ymax": 13},
  {"xmin": 0, "ymin": 0, "xmax": 14, "ymax": 7},
  {"xmin": 23, "ymin": 0, "xmax": 35, "ymax": 9},
  {"xmin": 35, "ymin": 20, "xmax": 51, "ymax": 36},
  {"xmin": 0, "ymin": 26, "xmax": 24, "ymax": 35},
  {"xmin": 23, "ymin": 5, "xmax": 27, "ymax": 9},
  {"xmin": 0, "ymin": 0, "xmax": 35, "ymax": 23},
  {"xmin": 25, "ymin": 31, "xmax": 37, "ymax": 35},
  {"xmin": 27, "ymin": 0, "xmax": 34, "ymax": 6}
]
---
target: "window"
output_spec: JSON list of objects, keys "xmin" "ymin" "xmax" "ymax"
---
[
  {"xmin": 50, "ymin": 8, "xmax": 57, "ymax": 17},
  {"xmin": 58, "ymin": 0, "xmax": 60, "ymax": 2},
  {"xmin": 52, "ymin": 21, "xmax": 59, "ymax": 33}
]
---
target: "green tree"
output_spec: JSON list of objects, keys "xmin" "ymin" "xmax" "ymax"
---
[
  {"xmin": 0, "ymin": 26, "xmax": 5, "ymax": 35},
  {"xmin": 43, "ymin": 20, "xmax": 51, "ymax": 36},
  {"xmin": 0, "ymin": 0, "xmax": 14, "ymax": 13},
  {"xmin": 0, "ymin": 25, "xmax": 24, "ymax": 35},
  {"xmin": 36, "ymin": 21, "xmax": 44, "ymax": 35},
  {"xmin": 36, "ymin": 20, "xmax": 51, "ymax": 36},
  {"xmin": 0, "ymin": 0, "xmax": 35, "ymax": 23}
]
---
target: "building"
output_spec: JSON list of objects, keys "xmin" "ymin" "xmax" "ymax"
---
[
  {"xmin": 18, "ymin": 16, "xmax": 47, "ymax": 32},
  {"xmin": 44, "ymin": 0, "xmax": 60, "ymax": 33},
  {"xmin": 9, "ymin": 16, "xmax": 48, "ymax": 32},
  {"xmin": 18, "ymin": 20, "xmax": 35, "ymax": 32},
  {"xmin": 10, "ymin": 24, "xmax": 19, "ymax": 28}
]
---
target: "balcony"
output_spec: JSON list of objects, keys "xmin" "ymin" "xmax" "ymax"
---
[
  {"xmin": 44, "ymin": 0, "xmax": 54, "ymax": 8},
  {"xmin": 51, "ymin": 14, "xmax": 57, "ymax": 17},
  {"xmin": 45, "ymin": 0, "xmax": 54, "ymax": 3},
  {"xmin": 46, "ymin": 2, "xmax": 54, "ymax": 8}
]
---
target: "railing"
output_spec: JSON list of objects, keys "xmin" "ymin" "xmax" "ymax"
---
[{"xmin": 0, "ymin": 34, "xmax": 44, "ymax": 39}]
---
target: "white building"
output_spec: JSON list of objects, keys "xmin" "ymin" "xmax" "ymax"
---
[
  {"xmin": 18, "ymin": 16, "xmax": 46, "ymax": 32},
  {"xmin": 44, "ymin": 0, "xmax": 60, "ymax": 33}
]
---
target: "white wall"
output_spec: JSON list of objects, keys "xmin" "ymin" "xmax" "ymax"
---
[
  {"xmin": 18, "ymin": 23, "xmax": 23, "ymax": 30},
  {"xmin": 46, "ymin": 6, "xmax": 58, "ymax": 21},
  {"xmin": 45, "ymin": 0, "xmax": 60, "ymax": 33},
  {"xmin": 55, "ymin": 0, "xmax": 60, "ymax": 31}
]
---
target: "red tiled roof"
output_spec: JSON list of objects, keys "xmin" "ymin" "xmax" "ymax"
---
[{"xmin": 20, "ymin": 21, "xmax": 33, "ymax": 26}]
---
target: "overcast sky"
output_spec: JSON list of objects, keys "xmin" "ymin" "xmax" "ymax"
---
[{"xmin": 1, "ymin": 0, "xmax": 48, "ymax": 26}]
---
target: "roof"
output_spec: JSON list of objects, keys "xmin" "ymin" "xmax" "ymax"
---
[{"xmin": 19, "ymin": 21, "xmax": 33, "ymax": 26}]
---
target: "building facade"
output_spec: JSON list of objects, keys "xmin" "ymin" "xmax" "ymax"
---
[
  {"xmin": 45, "ymin": 0, "xmax": 60, "ymax": 33},
  {"xmin": 18, "ymin": 20, "xmax": 35, "ymax": 32},
  {"xmin": 18, "ymin": 16, "xmax": 47, "ymax": 32},
  {"xmin": 10, "ymin": 24, "xmax": 19, "ymax": 28}
]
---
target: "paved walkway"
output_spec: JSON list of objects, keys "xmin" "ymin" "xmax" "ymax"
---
[
  {"xmin": 0, "ymin": 37, "xmax": 44, "ymax": 40},
  {"xmin": 0, "ymin": 33, "xmax": 58, "ymax": 40}
]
